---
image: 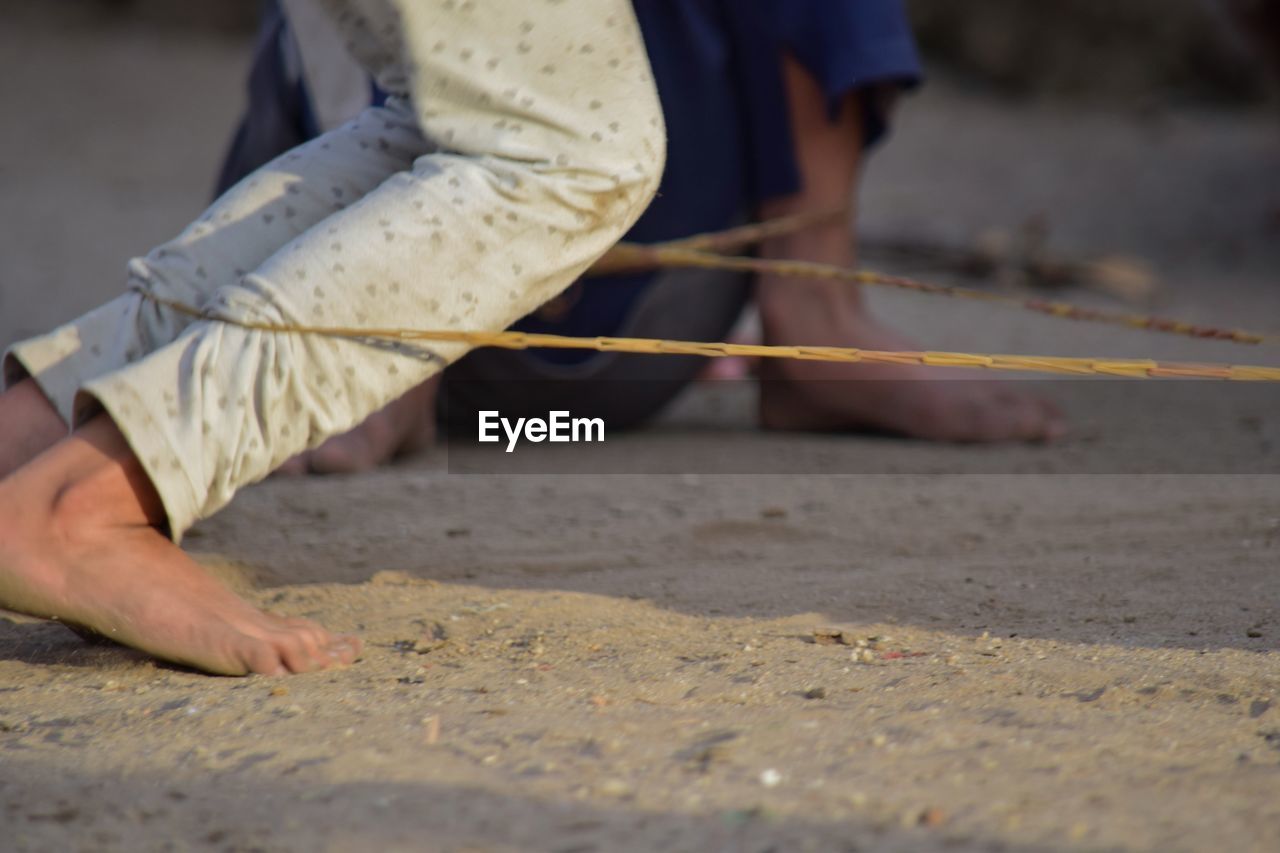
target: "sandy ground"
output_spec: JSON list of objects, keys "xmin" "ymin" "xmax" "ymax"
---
[{"xmin": 2, "ymin": 13, "xmax": 1280, "ymax": 853}]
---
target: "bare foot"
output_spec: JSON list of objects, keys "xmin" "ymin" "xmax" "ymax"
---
[
  {"xmin": 753, "ymin": 55, "xmax": 1064, "ymax": 444},
  {"xmin": 0, "ymin": 417, "xmax": 361, "ymax": 675},
  {"xmin": 277, "ymin": 376, "xmax": 439, "ymax": 475},
  {"xmin": 758, "ymin": 303, "xmax": 1064, "ymax": 442}
]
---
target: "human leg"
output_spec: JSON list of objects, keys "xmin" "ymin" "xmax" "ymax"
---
[
  {"xmin": 0, "ymin": 0, "xmax": 664, "ymax": 675},
  {"xmin": 756, "ymin": 56, "xmax": 1064, "ymax": 442},
  {"xmin": 212, "ymin": 0, "xmax": 673, "ymax": 478},
  {"xmin": 65, "ymin": 0, "xmax": 661, "ymax": 536},
  {"xmin": 0, "ymin": 379, "xmax": 65, "ymax": 480},
  {"xmin": 274, "ymin": 374, "xmax": 440, "ymax": 475},
  {"xmin": 3, "ymin": 93, "xmax": 433, "ymax": 481},
  {"xmin": 0, "ymin": 410, "xmax": 358, "ymax": 675},
  {"xmin": 0, "ymin": 49, "xmax": 434, "ymax": 673},
  {"xmin": 4, "ymin": 96, "xmax": 434, "ymax": 436}
]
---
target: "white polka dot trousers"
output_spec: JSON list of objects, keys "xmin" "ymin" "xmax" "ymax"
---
[{"xmin": 3, "ymin": 0, "xmax": 664, "ymax": 539}]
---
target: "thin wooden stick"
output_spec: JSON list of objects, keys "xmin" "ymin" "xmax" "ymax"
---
[
  {"xmin": 142, "ymin": 293, "xmax": 1280, "ymax": 382},
  {"xmin": 592, "ymin": 244, "xmax": 1277, "ymax": 346}
]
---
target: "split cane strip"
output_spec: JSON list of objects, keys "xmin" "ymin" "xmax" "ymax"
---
[
  {"xmin": 142, "ymin": 293, "xmax": 1280, "ymax": 382},
  {"xmin": 591, "ymin": 243, "xmax": 1279, "ymax": 346}
]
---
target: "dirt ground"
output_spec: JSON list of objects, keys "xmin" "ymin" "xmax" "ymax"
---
[{"xmin": 2, "ymin": 13, "xmax": 1280, "ymax": 853}]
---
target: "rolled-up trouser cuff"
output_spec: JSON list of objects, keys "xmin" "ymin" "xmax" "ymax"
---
[
  {"xmin": 77, "ymin": 372, "xmax": 204, "ymax": 544},
  {"xmin": 3, "ymin": 294, "xmax": 153, "ymax": 426}
]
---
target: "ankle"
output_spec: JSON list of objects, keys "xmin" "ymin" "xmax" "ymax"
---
[
  {"xmin": 757, "ymin": 283, "xmax": 871, "ymax": 349},
  {"xmin": 55, "ymin": 484, "xmax": 165, "ymax": 544}
]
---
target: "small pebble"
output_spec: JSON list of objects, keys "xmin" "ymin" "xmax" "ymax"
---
[
  {"xmin": 803, "ymin": 687, "xmax": 826, "ymax": 700},
  {"xmin": 422, "ymin": 715, "xmax": 440, "ymax": 745},
  {"xmin": 598, "ymin": 778, "xmax": 632, "ymax": 797},
  {"xmin": 919, "ymin": 807, "xmax": 947, "ymax": 828},
  {"xmin": 759, "ymin": 769, "xmax": 782, "ymax": 788},
  {"xmin": 813, "ymin": 629, "xmax": 845, "ymax": 646}
]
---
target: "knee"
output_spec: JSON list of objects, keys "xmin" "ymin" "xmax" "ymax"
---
[
  {"xmin": 609, "ymin": 100, "xmax": 667, "ymax": 204},
  {"xmin": 588, "ymin": 93, "xmax": 667, "ymax": 212},
  {"xmin": 544, "ymin": 107, "xmax": 668, "ymax": 241}
]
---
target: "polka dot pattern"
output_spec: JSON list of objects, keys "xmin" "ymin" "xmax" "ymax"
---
[{"xmin": 7, "ymin": 0, "xmax": 665, "ymax": 540}]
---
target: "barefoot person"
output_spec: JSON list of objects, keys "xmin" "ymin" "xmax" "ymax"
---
[
  {"xmin": 217, "ymin": 0, "xmax": 1063, "ymax": 475},
  {"xmin": 0, "ymin": 0, "xmax": 665, "ymax": 675}
]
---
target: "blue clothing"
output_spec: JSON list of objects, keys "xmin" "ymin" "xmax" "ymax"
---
[
  {"xmin": 218, "ymin": 0, "xmax": 922, "ymax": 362},
  {"xmin": 517, "ymin": 1, "xmax": 921, "ymax": 357}
]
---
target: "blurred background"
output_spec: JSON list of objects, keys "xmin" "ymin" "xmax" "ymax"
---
[{"xmin": 1, "ymin": 0, "xmax": 1278, "ymax": 368}]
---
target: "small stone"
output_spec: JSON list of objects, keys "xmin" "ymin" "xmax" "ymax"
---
[
  {"xmin": 919, "ymin": 807, "xmax": 947, "ymax": 828},
  {"xmin": 269, "ymin": 686, "xmax": 289, "ymax": 697},
  {"xmin": 1247, "ymin": 629, "xmax": 1263, "ymax": 638},
  {"xmin": 279, "ymin": 704, "xmax": 304, "ymax": 718},
  {"xmin": 761, "ymin": 507, "xmax": 788, "ymax": 520},
  {"xmin": 598, "ymin": 778, "xmax": 632, "ymax": 797},
  {"xmin": 759, "ymin": 768, "xmax": 782, "ymax": 788},
  {"xmin": 803, "ymin": 687, "xmax": 827, "ymax": 700},
  {"xmin": 422, "ymin": 715, "xmax": 440, "ymax": 745}
]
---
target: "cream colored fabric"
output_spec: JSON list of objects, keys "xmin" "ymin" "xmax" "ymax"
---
[
  {"xmin": 4, "ymin": 0, "xmax": 664, "ymax": 539},
  {"xmin": 281, "ymin": 0, "xmax": 371, "ymax": 132}
]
